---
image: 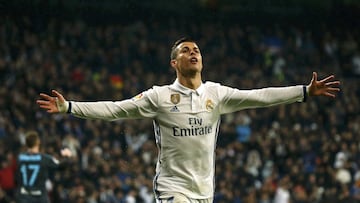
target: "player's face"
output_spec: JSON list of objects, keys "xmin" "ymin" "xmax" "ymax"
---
[{"xmin": 171, "ymin": 42, "xmax": 203, "ymax": 77}]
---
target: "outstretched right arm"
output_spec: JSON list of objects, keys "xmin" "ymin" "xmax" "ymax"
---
[{"xmin": 37, "ymin": 90, "xmax": 158, "ymax": 120}]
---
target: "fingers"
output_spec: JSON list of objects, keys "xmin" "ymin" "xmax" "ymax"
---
[
  {"xmin": 312, "ymin": 72, "xmax": 317, "ymax": 83},
  {"xmin": 38, "ymin": 90, "xmax": 64, "ymax": 102},
  {"xmin": 38, "ymin": 104, "xmax": 50, "ymax": 110},
  {"xmin": 320, "ymin": 75, "xmax": 335, "ymax": 83},
  {"xmin": 52, "ymin": 89, "xmax": 61, "ymax": 97},
  {"xmin": 37, "ymin": 101, "xmax": 56, "ymax": 112},
  {"xmin": 36, "ymin": 99, "xmax": 52, "ymax": 109},
  {"xmin": 37, "ymin": 91, "xmax": 62, "ymax": 113},
  {"xmin": 52, "ymin": 90, "xmax": 65, "ymax": 102},
  {"xmin": 38, "ymin": 104, "xmax": 57, "ymax": 113},
  {"xmin": 325, "ymin": 81, "xmax": 341, "ymax": 86},
  {"xmin": 327, "ymin": 87, "xmax": 340, "ymax": 92},
  {"xmin": 36, "ymin": 100, "xmax": 50, "ymax": 106},
  {"xmin": 322, "ymin": 87, "xmax": 340, "ymax": 98},
  {"xmin": 324, "ymin": 92, "xmax": 336, "ymax": 98},
  {"xmin": 37, "ymin": 91, "xmax": 64, "ymax": 103},
  {"xmin": 39, "ymin": 93, "xmax": 54, "ymax": 101},
  {"xmin": 37, "ymin": 95, "xmax": 55, "ymax": 107}
]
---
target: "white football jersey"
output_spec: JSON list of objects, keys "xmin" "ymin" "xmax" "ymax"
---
[{"xmin": 70, "ymin": 79, "xmax": 305, "ymax": 199}]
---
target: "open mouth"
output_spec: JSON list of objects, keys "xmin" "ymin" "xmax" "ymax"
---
[{"xmin": 190, "ymin": 57, "xmax": 198, "ymax": 63}]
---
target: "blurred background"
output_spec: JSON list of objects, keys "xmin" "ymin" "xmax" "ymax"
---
[{"xmin": 0, "ymin": 0, "xmax": 359, "ymax": 202}]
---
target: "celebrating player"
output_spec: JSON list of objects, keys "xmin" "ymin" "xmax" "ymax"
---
[{"xmin": 37, "ymin": 37, "xmax": 340, "ymax": 203}]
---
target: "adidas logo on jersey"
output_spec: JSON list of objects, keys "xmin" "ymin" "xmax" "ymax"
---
[{"xmin": 170, "ymin": 106, "xmax": 179, "ymax": 112}]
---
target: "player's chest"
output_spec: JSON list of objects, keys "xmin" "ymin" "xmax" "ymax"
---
[{"xmin": 160, "ymin": 92, "xmax": 217, "ymax": 114}]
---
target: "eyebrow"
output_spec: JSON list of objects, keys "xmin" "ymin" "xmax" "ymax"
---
[{"xmin": 179, "ymin": 46, "xmax": 199, "ymax": 51}]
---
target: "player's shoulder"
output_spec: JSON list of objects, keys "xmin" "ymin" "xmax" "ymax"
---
[
  {"xmin": 204, "ymin": 81, "xmax": 222, "ymax": 87},
  {"xmin": 203, "ymin": 81, "xmax": 233, "ymax": 99},
  {"xmin": 39, "ymin": 153, "xmax": 53, "ymax": 161},
  {"xmin": 17, "ymin": 153, "xmax": 43, "ymax": 161},
  {"xmin": 131, "ymin": 85, "xmax": 170, "ymax": 102},
  {"xmin": 42, "ymin": 153, "xmax": 52, "ymax": 159},
  {"xmin": 152, "ymin": 84, "xmax": 171, "ymax": 90},
  {"xmin": 148, "ymin": 84, "xmax": 173, "ymax": 94},
  {"xmin": 203, "ymin": 81, "xmax": 225, "ymax": 92},
  {"xmin": 42, "ymin": 153, "xmax": 60, "ymax": 164}
]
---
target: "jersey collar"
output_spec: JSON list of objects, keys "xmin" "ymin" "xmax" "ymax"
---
[{"xmin": 170, "ymin": 79, "xmax": 204, "ymax": 96}]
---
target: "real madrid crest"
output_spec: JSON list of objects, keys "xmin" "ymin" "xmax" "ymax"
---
[
  {"xmin": 132, "ymin": 93, "xmax": 144, "ymax": 101},
  {"xmin": 205, "ymin": 99, "xmax": 214, "ymax": 111},
  {"xmin": 171, "ymin": 94, "xmax": 180, "ymax": 105}
]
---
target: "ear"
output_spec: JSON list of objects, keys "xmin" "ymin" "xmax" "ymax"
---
[{"xmin": 170, "ymin": 59, "xmax": 177, "ymax": 69}]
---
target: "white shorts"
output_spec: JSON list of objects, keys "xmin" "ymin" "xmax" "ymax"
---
[{"xmin": 156, "ymin": 192, "xmax": 213, "ymax": 203}]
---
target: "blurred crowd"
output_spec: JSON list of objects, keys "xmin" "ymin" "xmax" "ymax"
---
[{"xmin": 0, "ymin": 15, "xmax": 359, "ymax": 203}]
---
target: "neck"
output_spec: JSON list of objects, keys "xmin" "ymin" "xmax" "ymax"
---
[
  {"xmin": 177, "ymin": 74, "xmax": 202, "ymax": 90},
  {"xmin": 28, "ymin": 147, "xmax": 39, "ymax": 154}
]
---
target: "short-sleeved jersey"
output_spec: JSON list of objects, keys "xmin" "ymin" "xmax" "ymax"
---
[
  {"xmin": 70, "ymin": 79, "xmax": 305, "ymax": 199},
  {"xmin": 16, "ymin": 152, "xmax": 60, "ymax": 194}
]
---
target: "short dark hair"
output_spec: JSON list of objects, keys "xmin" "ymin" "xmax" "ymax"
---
[
  {"xmin": 170, "ymin": 37, "xmax": 196, "ymax": 60},
  {"xmin": 25, "ymin": 131, "xmax": 40, "ymax": 148}
]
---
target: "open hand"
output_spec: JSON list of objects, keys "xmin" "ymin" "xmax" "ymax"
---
[
  {"xmin": 307, "ymin": 72, "xmax": 341, "ymax": 98},
  {"xmin": 37, "ymin": 90, "xmax": 68, "ymax": 113}
]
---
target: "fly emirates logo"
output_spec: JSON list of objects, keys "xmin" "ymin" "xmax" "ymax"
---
[{"xmin": 172, "ymin": 117, "xmax": 212, "ymax": 136}]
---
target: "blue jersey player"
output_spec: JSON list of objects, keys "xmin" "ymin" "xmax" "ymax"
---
[{"xmin": 15, "ymin": 131, "xmax": 72, "ymax": 203}]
